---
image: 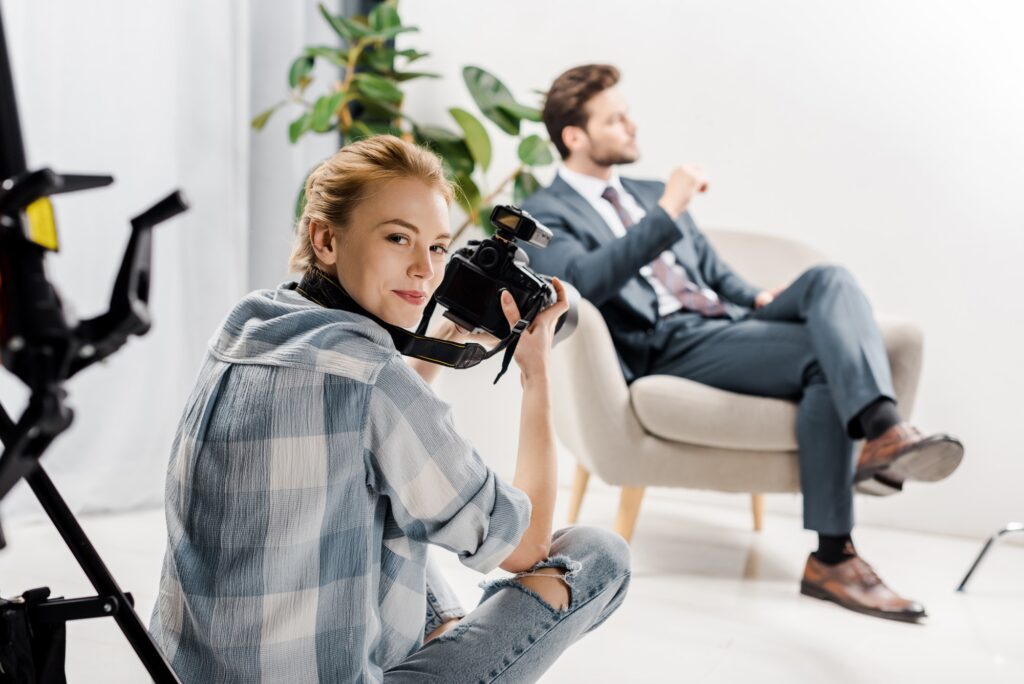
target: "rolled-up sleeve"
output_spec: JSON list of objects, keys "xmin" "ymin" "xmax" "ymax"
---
[{"xmin": 362, "ymin": 356, "xmax": 531, "ymax": 573}]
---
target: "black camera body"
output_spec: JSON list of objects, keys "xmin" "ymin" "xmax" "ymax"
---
[{"xmin": 434, "ymin": 205, "xmax": 557, "ymax": 338}]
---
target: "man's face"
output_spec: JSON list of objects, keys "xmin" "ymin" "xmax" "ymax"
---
[
  {"xmin": 329, "ymin": 178, "xmax": 451, "ymax": 328},
  {"xmin": 576, "ymin": 86, "xmax": 639, "ymax": 166}
]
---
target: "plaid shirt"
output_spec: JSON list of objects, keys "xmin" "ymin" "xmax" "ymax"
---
[{"xmin": 151, "ymin": 285, "xmax": 531, "ymax": 682}]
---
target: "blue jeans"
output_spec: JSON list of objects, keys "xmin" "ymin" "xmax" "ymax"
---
[{"xmin": 384, "ymin": 526, "xmax": 631, "ymax": 683}]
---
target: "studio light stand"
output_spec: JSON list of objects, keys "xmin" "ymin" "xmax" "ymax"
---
[{"xmin": 0, "ymin": 5, "xmax": 184, "ymax": 681}]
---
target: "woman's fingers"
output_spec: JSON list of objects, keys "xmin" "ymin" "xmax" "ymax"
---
[
  {"xmin": 534, "ymin": 278, "xmax": 569, "ymax": 328},
  {"xmin": 500, "ymin": 289, "xmax": 522, "ymax": 328},
  {"xmin": 550, "ymin": 277, "xmax": 570, "ymax": 316},
  {"xmin": 501, "ymin": 278, "xmax": 569, "ymax": 340}
]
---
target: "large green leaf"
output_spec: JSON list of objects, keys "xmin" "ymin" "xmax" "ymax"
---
[
  {"xmin": 304, "ymin": 45, "xmax": 348, "ymax": 67},
  {"xmin": 397, "ymin": 48, "xmax": 430, "ymax": 63},
  {"xmin": 354, "ymin": 73, "xmax": 403, "ymax": 103},
  {"xmin": 415, "ymin": 125, "xmax": 461, "ymax": 144},
  {"xmin": 352, "ymin": 95, "xmax": 404, "ymax": 121},
  {"xmin": 295, "ymin": 177, "xmax": 308, "ymax": 220},
  {"xmin": 362, "ymin": 47, "xmax": 431, "ymax": 74},
  {"xmin": 327, "ymin": 90, "xmax": 347, "ymax": 119},
  {"xmin": 415, "ymin": 130, "xmax": 474, "ymax": 178},
  {"xmin": 448, "ymin": 108, "xmax": 491, "ymax": 171},
  {"xmin": 517, "ymin": 135, "xmax": 554, "ymax": 166},
  {"xmin": 251, "ymin": 101, "xmax": 284, "ymax": 131},
  {"xmin": 374, "ymin": 25, "xmax": 418, "ymax": 41},
  {"xmin": 363, "ymin": 47, "xmax": 396, "ymax": 74},
  {"xmin": 288, "ymin": 55, "xmax": 315, "ymax": 89},
  {"xmin": 311, "ymin": 94, "xmax": 336, "ymax": 132},
  {"xmin": 348, "ymin": 119, "xmax": 398, "ymax": 141},
  {"xmin": 391, "ymin": 70, "xmax": 440, "ymax": 82},
  {"xmin": 339, "ymin": 15, "xmax": 372, "ymax": 40},
  {"xmin": 288, "ymin": 112, "xmax": 313, "ymax": 143},
  {"xmin": 348, "ymin": 120, "xmax": 373, "ymax": 140},
  {"xmin": 462, "ymin": 65, "xmax": 519, "ymax": 135},
  {"xmin": 318, "ymin": 4, "xmax": 357, "ymax": 43},
  {"xmin": 369, "ymin": 3, "xmax": 400, "ymax": 31},
  {"xmin": 497, "ymin": 101, "xmax": 542, "ymax": 122},
  {"xmin": 513, "ymin": 170, "xmax": 541, "ymax": 205},
  {"xmin": 453, "ymin": 173, "xmax": 481, "ymax": 215}
]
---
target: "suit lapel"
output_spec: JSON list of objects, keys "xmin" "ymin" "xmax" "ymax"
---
[
  {"xmin": 619, "ymin": 177, "xmax": 658, "ymax": 214},
  {"xmin": 547, "ymin": 175, "xmax": 618, "ymax": 244}
]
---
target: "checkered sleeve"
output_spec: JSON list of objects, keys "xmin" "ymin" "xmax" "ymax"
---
[{"xmin": 363, "ymin": 356, "xmax": 531, "ymax": 574}]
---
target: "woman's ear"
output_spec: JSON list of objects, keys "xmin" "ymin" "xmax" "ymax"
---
[{"xmin": 309, "ymin": 220, "xmax": 337, "ymax": 267}]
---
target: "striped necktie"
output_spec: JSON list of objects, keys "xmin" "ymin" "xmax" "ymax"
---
[{"xmin": 601, "ymin": 185, "xmax": 727, "ymax": 317}]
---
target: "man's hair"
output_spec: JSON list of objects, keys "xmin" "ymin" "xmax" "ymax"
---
[
  {"xmin": 542, "ymin": 64, "xmax": 621, "ymax": 160},
  {"xmin": 289, "ymin": 135, "xmax": 453, "ymax": 273}
]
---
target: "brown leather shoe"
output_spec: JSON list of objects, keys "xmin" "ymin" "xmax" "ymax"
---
[
  {"xmin": 854, "ymin": 470, "xmax": 905, "ymax": 496},
  {"xmin": 801, "ymin": 551, "xmax": 926, "ymax": 623},
  {"xmin": 855, "ymin": 422, "xmax": 963, "ymax": 484}
]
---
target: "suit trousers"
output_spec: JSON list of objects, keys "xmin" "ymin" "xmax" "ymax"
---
[{"xmin": 649, "ymin": 264, "xmax": 896, "ymax": 535}]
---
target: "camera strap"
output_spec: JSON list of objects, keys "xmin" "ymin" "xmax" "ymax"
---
[{"xmin": 292, "ymin": 268, "xmax": 526, "ymax": 383}]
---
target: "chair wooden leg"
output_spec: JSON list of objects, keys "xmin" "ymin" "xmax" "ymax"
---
[
  {"xmin": 751, "ymin": 493, "xmax": 764, "ymax": 532},
  {"xmin": 614, "ymin": 486, "xmax": 646, "ymax": 543},
  {"xmin": 567, "ymin": 464, "xmax": 590, "ymax": 524}
]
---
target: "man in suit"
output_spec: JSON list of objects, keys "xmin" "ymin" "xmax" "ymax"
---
[{"xmin": 521, "ymin": 64, "xmax": 964, "ymax": 622}]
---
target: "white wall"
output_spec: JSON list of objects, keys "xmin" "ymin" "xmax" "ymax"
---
[
  {"xmin": 248, "ymin": 0, "xmax": 345, "ymax": 292},
  {"xmin": 399, "ymin": 0, "xmax": 1024, "ymax": 540},
  {"xmin": 6, "ymin": 1, "xmax": 1017, "ymax": 542},
  {"xmin": 0, "ymin": 0, "xmax": 251, "ymax": 517}
]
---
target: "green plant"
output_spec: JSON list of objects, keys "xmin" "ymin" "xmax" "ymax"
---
[{"xmin": 251, "ymin": 1, "xmax": 554, "ymax": 241}]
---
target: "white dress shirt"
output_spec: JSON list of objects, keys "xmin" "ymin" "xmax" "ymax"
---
[{"xmin": 557, "ymin": 166, "xmax": 721, "ymax": 316}]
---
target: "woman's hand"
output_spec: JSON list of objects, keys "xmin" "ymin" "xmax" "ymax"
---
[
  {"xmin": 437, "ymin": 319, "xmax": 500, "ymax": 348},
  {"xmin": 499, "ymin": 278, "xmax": 570, "ymax": 382}
]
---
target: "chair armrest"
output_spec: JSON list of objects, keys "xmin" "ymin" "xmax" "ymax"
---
[
  {"xmin": 550, "ymin": 300, "xmax": 650, "ymax": 477},
  {"xmin": 875, "ymin": 313, "xmax": 924, "ymax": 419}
]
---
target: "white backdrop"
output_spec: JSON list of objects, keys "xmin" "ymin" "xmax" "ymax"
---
[
  {"xmin": 0, "ymin": 0, "xmax": 251, "ymax": 518},
  {"xmin": 3, "ymin": 1, "xmax": 1021, "ymax": 543},
  {"xmin": 398, "ymin": 0, "xmax": 1024, "ymax": 540}
]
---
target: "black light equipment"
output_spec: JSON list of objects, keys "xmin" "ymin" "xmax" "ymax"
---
[{"xmin": 0, "ymin": 4, "xmax": 183, "ymax": 681}]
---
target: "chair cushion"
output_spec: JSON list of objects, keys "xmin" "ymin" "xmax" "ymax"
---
[{"xmin": 629, "ymin": 374, "xmax": 799, "ymax": 451}]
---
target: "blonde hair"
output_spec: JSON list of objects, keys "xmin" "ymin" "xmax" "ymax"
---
[{"xmin": 289, "ymin": 135, "xmax": 454, "ymax": 273}]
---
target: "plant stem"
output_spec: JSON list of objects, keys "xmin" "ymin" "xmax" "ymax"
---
[
  {"xmin": 451, "ymin": 164, "xmax": 523, "ymax": 243},
  {"xmin": 337, "ymin": 41, "xmax": 366, "ymax": 134}
]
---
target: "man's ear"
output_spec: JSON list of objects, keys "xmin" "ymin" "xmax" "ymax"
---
[
  {"xmin": 562, "ymin": 125, "xmax": 587, "ymax": 157},
  {"xmin": 309, "ymin": 220, "xmax": 337, "ymax": 267}
]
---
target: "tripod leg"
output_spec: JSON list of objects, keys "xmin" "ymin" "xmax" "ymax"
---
[{"xmin": 25, "ymin": 465, "xmax": 180, "ymax": 683}]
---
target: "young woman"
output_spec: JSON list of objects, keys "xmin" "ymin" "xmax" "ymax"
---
[{"xmin": 151, "ymin": 135, "xmax": 630, "ymax": 682}]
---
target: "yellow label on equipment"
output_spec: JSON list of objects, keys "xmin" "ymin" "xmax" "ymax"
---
[{"xmin": 25, "ymin": 198, "xmax": 59, "ymax": 251}]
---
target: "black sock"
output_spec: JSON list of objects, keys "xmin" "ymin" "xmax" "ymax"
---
[
  {"xmin": 856, "ymin": 398, "xmax": 901, "ymax": 441},
  {"xmin": 814, "ymin": 533, "xmax": 855, "ymax": 565}
]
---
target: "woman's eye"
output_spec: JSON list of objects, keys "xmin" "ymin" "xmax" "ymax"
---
[
  {"xmin": 431, "ymin": 244, "xmax": 449, "ymax": 256},
  {"xmin": 387, "ymin": 234, "xmax": 410, "ymax": 245}
]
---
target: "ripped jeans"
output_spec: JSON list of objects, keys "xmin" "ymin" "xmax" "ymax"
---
[{"xmin": 384, "ymin": 526, "xmax": 631, "ymax": 683}]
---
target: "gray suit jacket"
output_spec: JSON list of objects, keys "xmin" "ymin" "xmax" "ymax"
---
[{"xmin": 520, "ymin": 174, "xmax": 760, "ymax": 381}]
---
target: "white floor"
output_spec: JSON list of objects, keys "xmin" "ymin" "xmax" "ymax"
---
[{"xmin": 2, "ymin": 487, "xmax": 1022, "ymax": 683}]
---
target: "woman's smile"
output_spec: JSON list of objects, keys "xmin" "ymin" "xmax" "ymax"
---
[{"xmin": 392, "ymin": 289, "xmax": 429, "ymax": 306}]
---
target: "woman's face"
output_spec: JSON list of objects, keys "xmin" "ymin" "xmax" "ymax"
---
[{"xmin": 327, "ymin": 178, "xmax": 451, "ymax": 328}]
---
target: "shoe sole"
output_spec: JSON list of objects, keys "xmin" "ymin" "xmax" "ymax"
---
[
  {"xmin": 854, "ymin": 474, "xmax": 902, "ymax": 497},
  {"xmin": 856, "ymin": 434, "xmax": 964, "ymax": 484},
  {"xmin": 800, "ymin": 581, "xmax": 926, "ymax": 623}
]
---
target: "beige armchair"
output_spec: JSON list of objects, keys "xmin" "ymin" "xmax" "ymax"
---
[{"xmin": 554, "ymin": 228, "xmax": 924, "ymax": 542}]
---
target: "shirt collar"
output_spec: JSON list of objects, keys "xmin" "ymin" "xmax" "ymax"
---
[{"xmin": 557, "ymin": 165, "xmax": 627, "ymax": 202}]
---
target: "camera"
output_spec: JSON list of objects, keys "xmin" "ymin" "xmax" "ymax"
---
[{"xmin": 434, "ymin": 205, "xmax": 576, "ymax": 340}]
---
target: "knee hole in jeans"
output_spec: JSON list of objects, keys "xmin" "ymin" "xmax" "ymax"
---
[{"xmin": 515, "ymin": 567, "xmax": 572, "ymax": 612}]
